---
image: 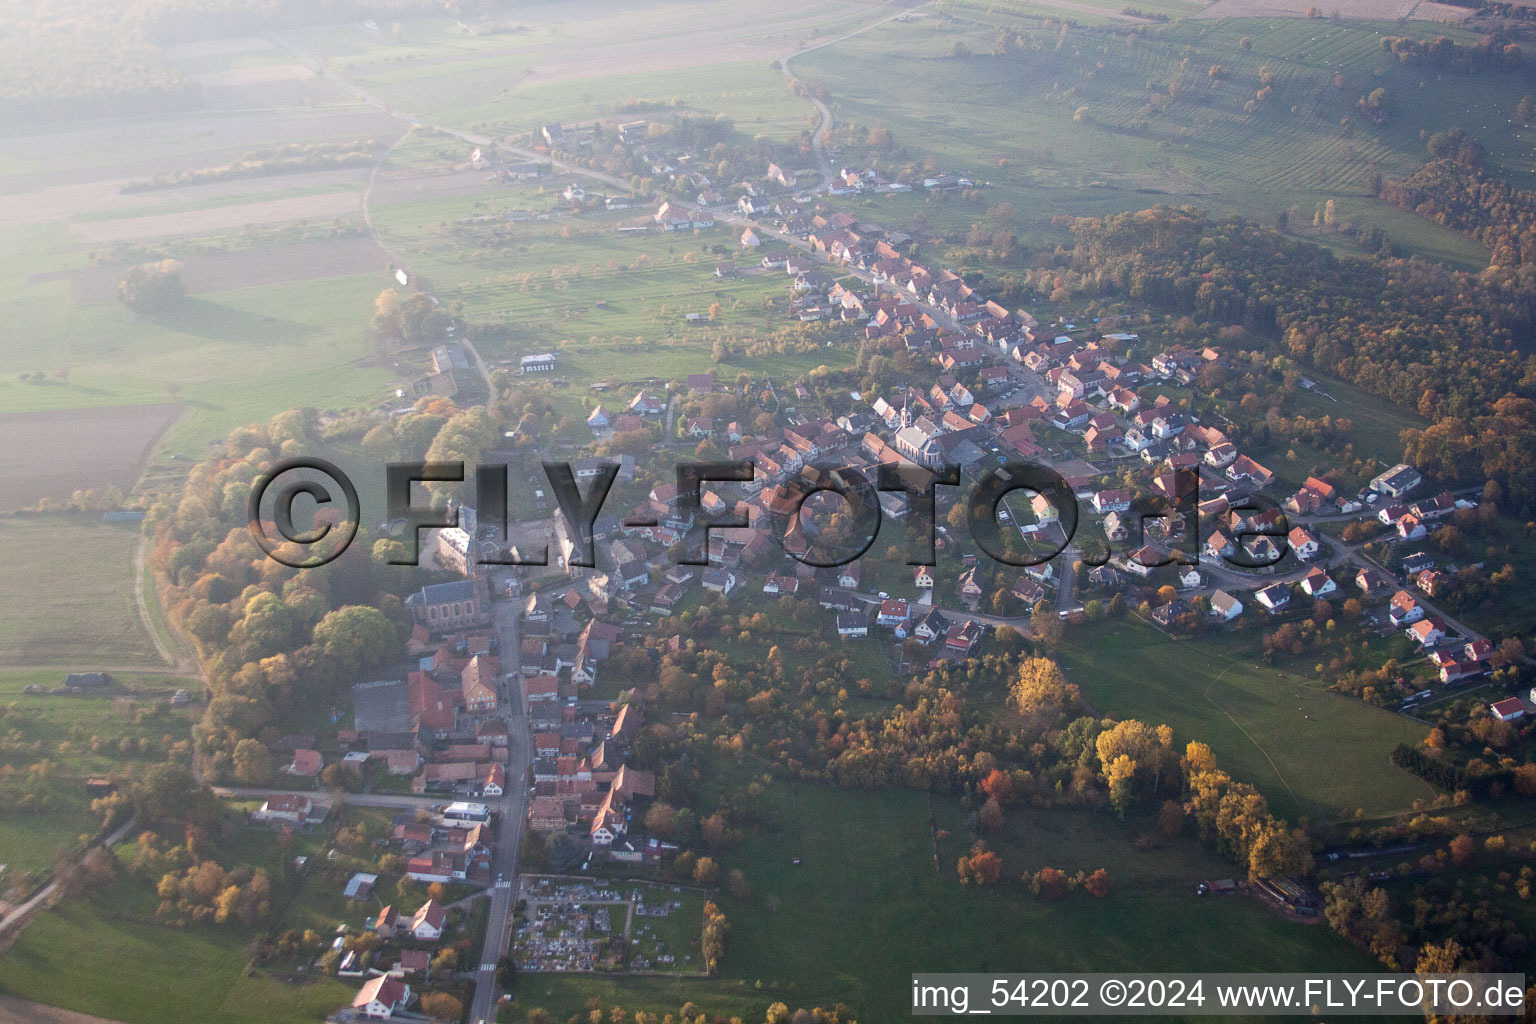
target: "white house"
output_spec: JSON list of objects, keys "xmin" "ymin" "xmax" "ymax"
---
[
  {"xmin": 1388, "ymin": 591, "xmax": 1424, "ymax": 627},
  {"xmin": 254, "ymin": 794, "xmax": 313, "ymax": 824},
  {"xmin": 1287, "ymin": 526, "xmax": 1320, "ymax": 561},
  {"xmin": 1299, "ymin": 568, "xmax": 1336, "ymax": 597},
  {"xmin": 1209, "ymin": 590, "xmax": 1243, "ymax": 621},
  {"xmin": 1254, "ymin": 583, "xmax": 1290, "ymax": 613},
  {"xmin": 482, "ymin": 764, "xmax": 505, "ymax": 797},
  {"xmin": 1491, "ymin": 697, "xmax": 1526, "ymax": 723},
  {"xmin": 352, "ymin": 977, "xmax": 411, "ymax": 1019},
  {"xmin": 877, "ymin": 599, "xmax": 910, "ymax": 627},
  {"xmin": 409, "ymin": 900, "xmax": 446, "ymax": 942},
  {"xmin": 1407, "ymin": 619, "xmax": 1445, "ymax": 647}
]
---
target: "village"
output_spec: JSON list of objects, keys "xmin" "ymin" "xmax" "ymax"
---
[
  {"xmin": 33, "ymin": 131, "xmax": 1522, "ymax": 1024},
  {"xmin": 278, "ymin": 131, "xmax": 1536, "ymax": 1017},
  {"xmin": 431, "ymin": 120, "xmax": 1523, "ymax": 723}
]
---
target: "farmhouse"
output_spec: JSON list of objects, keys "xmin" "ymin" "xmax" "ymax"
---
[{"xmin": 521, "ymin": 352, "xmax": 556, "ymax": 374}]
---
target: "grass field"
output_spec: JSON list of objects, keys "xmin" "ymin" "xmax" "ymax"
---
[
  {"xmin": 797, "ymin": 13, "xmax": 1533, "ymax": 261},
  {"xmin": 0, "ymin": 221, "xmax": 400, "ymax": 455},
  {"xmin": 0, "ymin": 805, "xmax": 438, "ymax": 1024},
  {"xmin": 0, "ymin": 517, "xmax": 162, "ymax": 666},
  {"xmin": 0, "ymin": 667, "xmax": 192, "ymax": 875},
  {"xmin": 505, "ymin": 784, "xmax": 1380, "ymax": 1023},
  {"xmin": 283, "ymin": 1, "xmax": 865, "ymax": 136},
  {"xmin": 0, "ymin": 822, "xmax": 355, "ymax": 1024},
  {"xmin": 1057, "ymin": 618, "xmax": 1436, "ymax": 823},
  {"xmin": 367, "ymin": 178, "xmax": 860, "ymax": 386}
]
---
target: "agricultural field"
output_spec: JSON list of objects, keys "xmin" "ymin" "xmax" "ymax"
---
[
  {"xmin": 1057, "ymin": 618, "xmax": 1436, "ymax": 823},
  {"xmin": 0, "ymin": 407, "xmax": 183, "ymax": 512}
]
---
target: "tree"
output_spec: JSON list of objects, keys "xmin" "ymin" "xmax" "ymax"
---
[
  {"xmin": 1031, "ymin": 866, "xmax": 1067, "ymax": 899},
  {"xmin": 1157, "ymin": 799, "xmax": 1185, "ymax": 837},
  {"xmin": 1247, "ymin": 824, "xmax": 1313, "ymax": 880},
  {"xmin": 1518, "ymin": 94, "xmax": 1535, "ymax": 126},
  {"xmin": 969, "ymin": 850, "xmax": 1002, "ymax": 885},
  {"xmin": 1009, "ymin": 657, "xmax": 1077, "ymax": 728},
  {"xmin": 373, "ymin": 288, "xmax": 403, "ymax": 338},
  {"xmin": 420, "ymin": 992, "xmax": 463, "ymax": 1021},
  {"xmin": 232, "ymin": 738, "xmax": 274, "ymax": 786},
  {"xmin": 133, "ymin": 762, "xmax": 197, "ymax": 822},
  {"xmin": 1030, "ymin": 600, "xmax": 1064, "ymax": 646},
  {"xmin": 978, "ymin": 796, "xmax": 1004, "ymax": 831},
  {"xmin": 1084, "ymin": 868, "xmax": 1113, "ymax": 898},
  {"xmin": 119, "ymin": 260, "xmax": 185, "ymax": 314},
  {"xmin": 321, "ymin": 761, "xmax": 361, "ymax": 792},
  {"xmin": 692, "ymin": 856, "xmax": 720, "ymax": 885},
  {"xmin": 312, "ymin": 606, "xmax": 396, "ymax": 680},
  {"xmin": 1105, "ymin": 755, "xmax": 1138, "ymax": 816},
  {"xmin": 430, "ymin": 947, "xmax": 458, "ymax": 979},
  {"xmin": 1449, "ymin": 833, "xmax": 1476, "ymax": 867}
]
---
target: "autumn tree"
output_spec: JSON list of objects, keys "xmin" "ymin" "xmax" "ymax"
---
[
  {"xmin": 1030, "ymin": 866, "xmax": 1068, "ymax": 899},
  {"xmin": 420, "ymin": 992, "xmax": 463, "ymax": 1021},
  {"xmin": 231, "ymin": 737, "xmax": 274, "ymax": 786},
  {"xmin": 1010, "ymin": 657, "xmax": 1078, "ymax": 729},
  {"xmin": 119, "ymin": 259, "xmax": 185, "ymax": 314}
]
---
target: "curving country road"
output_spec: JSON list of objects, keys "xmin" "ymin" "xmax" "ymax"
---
[{"xmin": 775, "ymin": 2, "xmax": 936, "ymax": 192}]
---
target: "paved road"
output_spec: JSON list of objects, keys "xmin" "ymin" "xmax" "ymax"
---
[
  {"xmin": 469, "ymin": 584, "xmax": 530, "ymax": 1024},
  {"xmin": 0, "ymin": 817, "xmax": 137, "ymax": 937}
]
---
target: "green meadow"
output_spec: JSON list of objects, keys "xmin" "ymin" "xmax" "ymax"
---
[
  {"xmin": 1057, "ymin": 618, "xmax": 1436, "ymax": 823},
  {"xmin": 505, "ymin": 784, "xmax": 1379, "ymax": 1023}
]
